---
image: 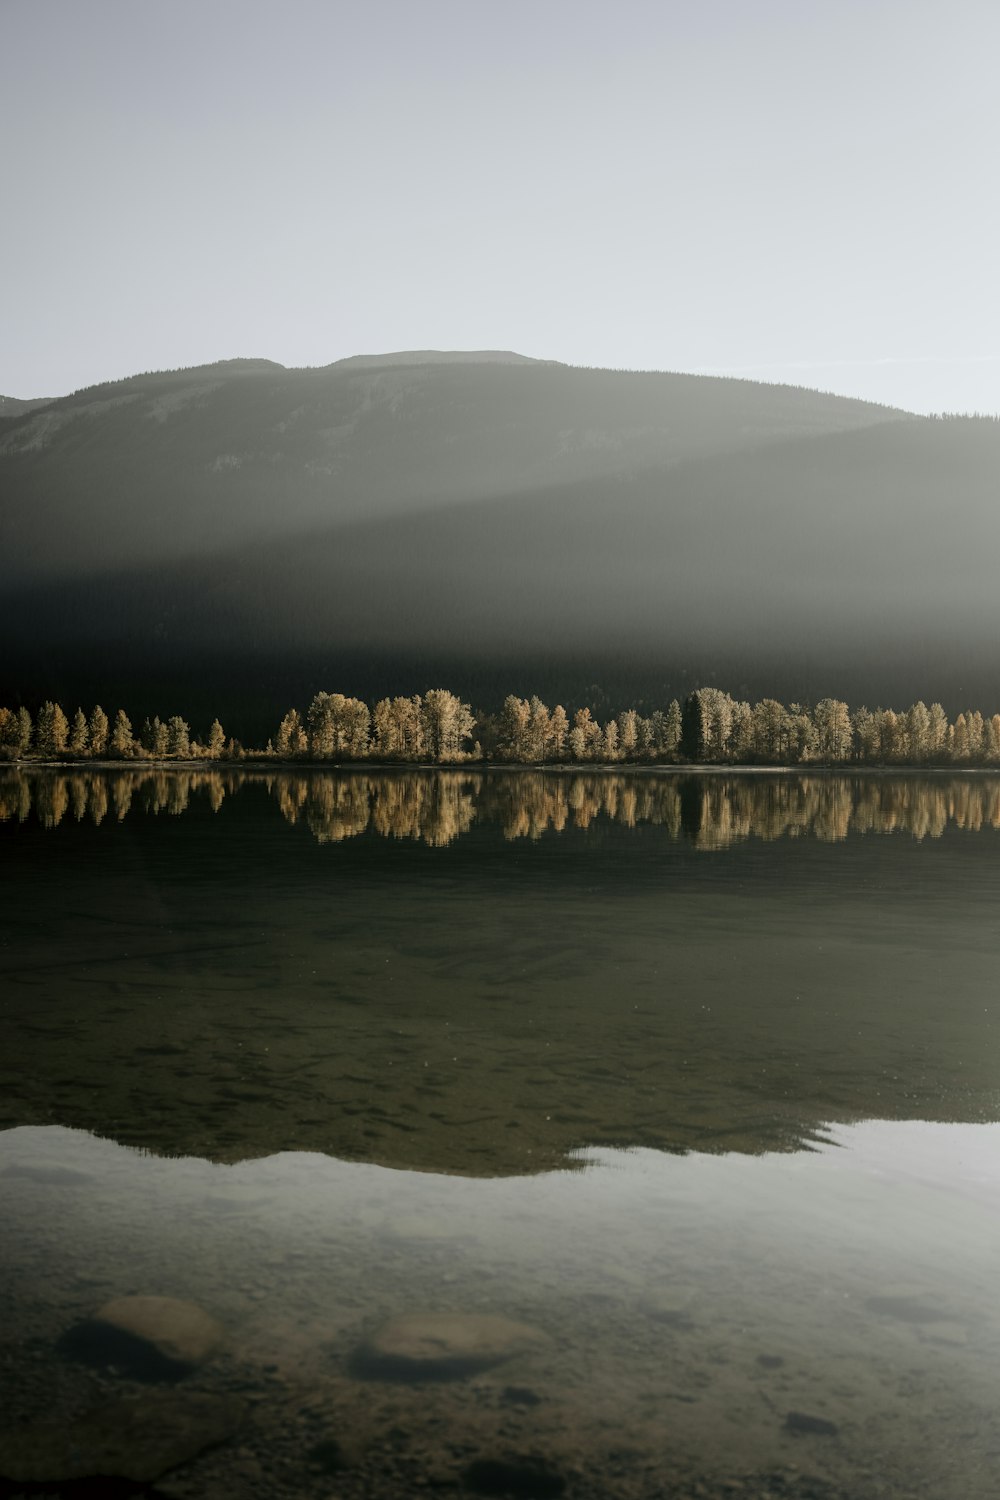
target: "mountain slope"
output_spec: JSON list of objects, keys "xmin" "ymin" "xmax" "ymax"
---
[
  {"xmin": 0, "ymin": 354, "xmax": 905, "ymax": 583},
  {"xmin": 2, "ymin": 352, "xmax": 998, "ymax": 725}
]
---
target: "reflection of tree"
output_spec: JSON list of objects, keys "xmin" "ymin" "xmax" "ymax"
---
[
  {"xmin": 34, "ymin": 775, "xmax": 69, "ymax": 828},
  {"xmin": 6, "ymin": 768, "xmax": 1000, "ymax": 849},
  {"xmin": 87, "ymin": 778, "xmax": 108, "ymax": 826},
  {"xmin": 70, "ymin": 776, "xmax": 88, "ymax": 823},
  {"xmin": 280, "ymin": 773, "xmax": 481, "ymax": 847},
  {"xmin": 0, "ymin": 769, "xmax": 243, "ymax": 831}
]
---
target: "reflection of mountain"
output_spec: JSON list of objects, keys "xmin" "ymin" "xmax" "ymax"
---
[
  {"xmin": 5, "ymin": 766, "xmax": 1000, "ymax": 846},
  {"xmin": 4, "ymin": 354, "xmax": 1000, "ymax": 723},
  {"xmin": 3, "ymin": 769, "xmax": 999, "ymax": 1174}
]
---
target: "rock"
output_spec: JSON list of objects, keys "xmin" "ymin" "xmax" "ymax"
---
[
  {"xmin": 501, "ymin": 1385, "xmax": 543, "ymax": 1406},
  {"xmin": 308, "ymin": 1437, "xmax": 347, "ymax": 1473},
  {"xmin": 463, "ymin": 1456, "xmax": 566, "ymax": 1497},
  {"xmin": 0, "ymin": 1391, "xmax": 245, "ymax": 1483},
  {"xmin": 69, "ymin": 1295, "xmax": 226, "ymax": 1378},
  {"xmin": 784, "ymin": 1410, "xmax": 839, "ymax": 1437},
  {"xmin": 352, "ymin": 1313, "xmax": 547, "ymax": 1382}
]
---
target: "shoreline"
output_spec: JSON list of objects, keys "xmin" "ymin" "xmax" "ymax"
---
[{"xmin": 6, "ymin": 758, "xmax": 1000, "ymax": 777}]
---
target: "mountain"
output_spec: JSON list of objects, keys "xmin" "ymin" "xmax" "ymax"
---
[
  {"xmin": 0, "ymin": 394, "xmax": 55, "ymax": 417},
  {"xmin": 1, "ymin": 351, "xmax": 998, "ymax": 732}
]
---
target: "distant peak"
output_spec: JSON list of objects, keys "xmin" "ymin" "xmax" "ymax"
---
[
  {"xmin": 201, "ymin": 358, "xmax": 286, "ymax": 373},
  {"xmin": 323, "ymin": 350, "xmax": 558, "ymax": 372}
]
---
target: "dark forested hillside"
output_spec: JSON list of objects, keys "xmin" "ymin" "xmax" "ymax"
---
[
  {"xmin": 2, "ymin": 351, "xmax": 998, "ymax": 736},
  {"xmin": 0, "ymin": 352, "xmax": 901, "ymax": 582}
]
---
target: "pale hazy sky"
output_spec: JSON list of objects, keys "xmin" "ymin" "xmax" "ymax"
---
[{"xmin": 4, "ymin": 0, "xmax": 998, "ymax": 412}]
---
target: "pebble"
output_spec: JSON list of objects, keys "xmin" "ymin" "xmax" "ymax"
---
[
  {"xmin": 463, "ymin": 1455, "xmax": 567, "ymax": 1497},
  {"xmin": 0, "ymin": 1391, "xmax": 245, "ymax": 1483},
  {"xmin": 352, "ymin": 1312, "xmax": 547, "ymax": 1381}
]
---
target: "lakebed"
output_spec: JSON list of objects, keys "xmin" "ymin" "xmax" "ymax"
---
[{"xmin": 2, "ymin": 769, "xmax": 998, "ymax": 1498}]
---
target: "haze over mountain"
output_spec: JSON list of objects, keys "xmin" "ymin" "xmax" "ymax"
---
[{"xmin": 2, "ymin": 351, "xmax": 999, "ymax": 734}]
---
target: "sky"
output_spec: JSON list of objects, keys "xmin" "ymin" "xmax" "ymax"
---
[{"xmin": 3, "ymin": 0, "xmax": 999, "ymax": 413}]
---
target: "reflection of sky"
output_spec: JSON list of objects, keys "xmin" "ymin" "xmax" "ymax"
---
[
  {"xmin": 6, "ymin": 1118, "xmax": 1000, "ymax": 1282},
  {"xmin": 5, "ymin": 1118, "xmax": 1000, "ymax": 1490}
]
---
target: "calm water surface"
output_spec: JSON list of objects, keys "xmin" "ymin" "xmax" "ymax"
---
[{"xmin": 1, "ymin": 769, "xmax": 999, "ymax": 1500}]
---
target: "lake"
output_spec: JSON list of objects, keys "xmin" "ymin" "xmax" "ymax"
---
[{"xmin": 1, "ymin": 767, "xmax": 999, "ymax": 1500}]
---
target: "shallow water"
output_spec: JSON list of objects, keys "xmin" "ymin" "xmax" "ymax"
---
[{"xmin": 1, "ymin": 769, "xmax": 999, "ymax": 1498}]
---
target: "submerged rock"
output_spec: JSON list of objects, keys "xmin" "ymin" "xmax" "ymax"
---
[
  {"xmin": 784, "ymin": 1410, "xmax": 839, "ymax": 1437},
  {"xmin": 0, "ymin": 1391, "xmax": 245, "ymax": 1483},
  {"xmin": 69, "ymin": 1294, "xmax": 226, "ymax": 1378},
  {"xmin": 352, "ymin": 1313, "xmax": 547, "ymax": 1381},
  {"xmin": 463, "ymin": 1455, "xmax": 566, "ymax": 1497}
]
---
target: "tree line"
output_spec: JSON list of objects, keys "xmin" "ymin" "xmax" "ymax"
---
[
  {"xmin": 3, "ymin": 684, "xmax": 1000, "ymax": 766},
  {"xmin": 0, "ymin": 703, "xmax": 230, "ymax": 761}
]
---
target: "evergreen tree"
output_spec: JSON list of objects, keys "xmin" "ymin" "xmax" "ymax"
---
[
  {"xmin": 371, "ymin": 699, "xmax": 397, "ymax": 758},
  {"xmin": 618, "ymin": 709, "xmax": 639, "ymax": 759},
  {"xmin": 14, "ymin": 706, "xmax": 32, "ymax": 756},
  {"xmin": 498, "ymin": 695, "xmax": 531, "ymax": 760},
  {"xmin": 275, "ymin": 708, "xmax": 307, "ymax": 756},
  {"xmin": 927, "ymin": 703, "xmax": 949, "ymax": 760},
  {"xmin": 207, "ymin": 718, "xmax": 226, "ymax": 758},
  {"xmin": 547, "ymin": 704, "xmax": 569, "ymax": 760},
  {"xmin": 729, "ymin": 700, "xmax": 754, "ymax": 760},
  {"xmin": 307, "ymin": 693, "xmax": 335, "ymax": 756},
  {"xmin": 88, "ymin": 705, "xmax": 109, "ymax": 756},
  {"xmin": 681, "ymin": 688, "xmax": 735, "ymax": 761},
  {"xmin": 663, "ymin": 700, "xmax": 682, "ymax": 757},
  {"xmin": 527, "ymin": 696, "xmax": 551, "ymax": 761},
  {"xmin": 0, "ymin": 707, "xmax": 29, "ymax": 756},
  {"xmin": 421, "ymin": 689, "xmax": 474, "ymax": 761},
  {"xmin": 813, "ymin": 698, "xmax": 852, "ymax": 761},
  {"xmin": 952, "ymin": 713, "xmax": 970, "ymax": 762},
  {"xmin": 110, "ymin": 709, "xmax": 134, "ymax": 758},
  {"xmin": 786, "ymin": 704, "xmax": 817, "ymax": 762},
  {"xmin": 167, "ymin": 716, "xmax": 191, "ymax": 757},
  {"xmin": 987, "ymin": 715, "xmax": 1000, "ymax": 762},
  {"xmin": 568, "ymin": 707, "xmax": 601, "ymax": 760},
  {"xmin": 36, "ymin": 701, "xmax": 69, "ymax": 758},
  {"xmin": 68, "ymin": 708, "xmax": 89, "ymax": 756},
  {"xmin": 851, "ymin": 708, "xmax": 880, "ymax": 762},
  {"xmin": 904, "ymin": 701, "xmax": 931, "ymax": 763}
]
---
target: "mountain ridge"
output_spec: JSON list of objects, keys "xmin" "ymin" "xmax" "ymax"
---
[{"xmin": 1, "ymin": 352, "xmax": 996, "ymax": 727}]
